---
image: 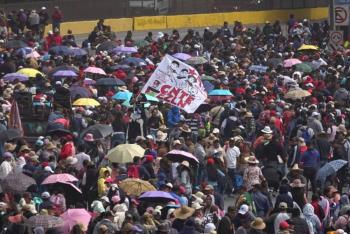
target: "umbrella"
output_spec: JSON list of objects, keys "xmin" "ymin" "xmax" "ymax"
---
[
  {"xmin": 284, "ymin": 88, "xmax": 311, "ymax": 99},
  {"xmin": 72, "ymin": 98, "xmax": 100, "ymax": 107},
  {"xmin": 111, "ymin": 64, "xmax": 130, "ymax": 71},
  {"xmin": 119, "ymin": 178, "xmax": 156, "ymax": 196},
  {"xmin": 165, "ymin": 150, "xmax": 199, "ymax": 165},
  {"xmin": 41, "ymin": 173, "xmax": 78, "ymax": 185},
  {"xmin": 283, "ymin": 58, "xmax": 302, "ymax": 68},
  {"xmin": 3, "ymin": 73, "xmax": 29, "ymax": 82},
  {"xmin": 112, "ymin": 91, "xmax": 133, "ymax": 101},
  {"xmin": 316, "ymin": 160, "xmax": 347, "ymax": 185},
  {"xmin": 53, "ymin": 70, "xmax": 78, "ymax": 77},
  {"xmin": 266, "ymin": 58, "xmax": 282, "ymax": 68},
  {"xmin": 84, "ymin": 67, "xmax": 106, "ymax": 75},
  {"xmin": 27, "ymin": 215, "xmax": 64, "ymax": 229},
  {"xmin": 111, "ymin": 46, "xmax": 138, "ymax": 54},
  {"xmin": 84, "ymin": 78, "xmax": 96, "ymax": 85},
  {"xmin": 70, "ymin": 85, "xmax": 91, "ymax": 99},
  {"xmin": 135, "ymin": 40, "xmax": 150, "ymax": 48},
  {"xmin": 26, "ymin": 51, "xmax": 41, "ymax": 59},
  {"xmin": 201, "ymin": 75, "xmax": 216, "ymax": 82},
  {"xmin": 139, "ymin": 191, "xmax": 176, "ymax": 203},
  {"xmin": 107, "ymin": 144, "xmax": 145, "ymax": 163},
  {"xmin": 80, "ymin": 124, "xmax": 113, "ymax": 139},
  {"xmin": 49, "ymin": 46, "xmax": 73, "ymax": 56},
  {"xmin": 46, "ymin": 65, "xmax": 79, "ymax": 78},
  {"xmin": 96, "ymin": 41, "xmax": 118, "ymax": 53},
  {"xmin": 1, "ymin": 172, "xmax": 36, "ymax": 194},
  {"xmin": 249, "ymin": 65, "xmax": 268, "ymax": 73},
  {"xmin": 95, "ymin": 78, "xmax": 125, "ymax": 86},
  {"xmin": 295, "ymin": 63, "xmax": 313, "ymax": 73},
  {"xmin": 173, "ymin": 53, "xmax": 192, "ymax": 61},
  {"xmin": 70, "ymin": 48, "xmax": 88, "ymax": 57},
  {"xmin": 145, "ymin": 94, "xmax": 159, "ymax": 102},
  {"xmin": 203, "ymin": 80, "xmax": 215, "ymax": 93},
  {"xmin": 0, "ymin": 128, "xmax": 21, "ymax": 141},
  {"xmin": 17, "ymin": 68, "xmax": 44, "ymax": 78},
  {"xmin": 195, "ymin": 103, "xmax": 212, "ymax": 113},
  {"xmin": 61, "ymin": 209, "xmax": 91, "ymax": 233},
  {"xmin": 5, "ymin": 40, "xmax": 27, "ymax": 48},
  {"xmin": 208, "ymin": 89, "xmax": 233, "ymax": 96},
  {"xmin": 186, "ymin": 56, "xmax": 207, "ymax": 65},
  {"xmin": 121, "ymin": 57, "xmax": 146, "ymax": 66},
  {"xmin": 46, "ymin": 123, "xmax": 72, "ymax": 136},
  {"xmin": 298, "ymin": 44, "xmax": 319, "ymax": 51}
]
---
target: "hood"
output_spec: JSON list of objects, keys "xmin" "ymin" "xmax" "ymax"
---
[
  {"xmin": 337, "ymin": 88, "xmax": 348, "ymax": 93},
  {"xmin": 99, "ymin": 167, "xmax": 109, "ymax": 179},
  {"xmin": 302, "ymin": 203, "xmax": 314, "ymax": 217},
  {"xmin": 341, "ymin": 194, "xmax": 350, "ymax": 205}
]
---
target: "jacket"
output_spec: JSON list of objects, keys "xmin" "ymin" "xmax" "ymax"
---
[{"xmin": 167, "ymin": 107, "xmax": 180, "ymax": 128}]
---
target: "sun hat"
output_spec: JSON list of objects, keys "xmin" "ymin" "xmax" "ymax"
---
[
  {"xmin": 181, "ymin": 160, "xmax": 190, "ymax": 168},
  {"xmin": 166, "ymin": 182, "xmax": 173, "ymax": 189},
  {"xmin": 337, "ymin": 125, "xmax": 348, "ymax": 135},
  {"xmin": 245, "ymin": 156, "xmax": 259, "ymax": 164},
  {"xmin": 83, "ymin": 133, "xmax": 95, "ymax": 142},
  {"xmin": 212, "ymin": 128, "xmax": 220, "ymax": 134},
  {"xmin": 179, "ymin": 124, "xmax": 192, "ymax": 133},
  {"xmin": 44, "ymin": 166, "xmax": 54, "ymax": 173},
  {"xmin": 41, "ymin": 192, "xmax": 50, "ymax": 199},
  {"xmin": 261, "ymin": 126, "xmax": 273, "ymax": 134},
  {"xmin": 238, "ymin": 204, "xmax": 249, "ymax": 215},
  {"xmin": 291, "ymin": 164, "xmax": 303, "ymax": 172},
  {"xmin": 290, "ymin": 179, "xmax": 305, "ymax": 188},
  {"xmin": 45, "ymin": 142, "xmax": 56, "ymax": 150},
  {"xmin": 250, "ymin": 217, "xmax": 266, "ymax": 230},
  {"xmin": 156, "ymin": 131, "xmax": 168, "ymax": 142},
  {"xmin": 19, "ymin": 145, "xmax": 31, "ymax": 152},
  {"xmin": 278, "ymin": 202, "xmax": 288, "ymax": 209},
  {"xmin": 173, "ymin": 139, "xmax": 182, "ymax": 145},
  {"xmin": 204, "ymin": 223, "xmax": 216, "ymax": 234},
  {"xmin": 173, "ymin": 206, "xmax": 195, "ymax": 219},
  {"xmin": 4, "ymin": 143, "xmax": 16, "ymax": 152},
  {"xmin": 191, "ymin": 202, "xmax": 203, "ymax": 210},
  {"xmin": 65, "ymin": 156, "xmax": 78, "ymax": 165}
]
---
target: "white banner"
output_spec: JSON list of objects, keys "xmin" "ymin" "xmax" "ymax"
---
[{"xmin": 141, "ymin": 54, "xmax": 207, "ymax": 113}]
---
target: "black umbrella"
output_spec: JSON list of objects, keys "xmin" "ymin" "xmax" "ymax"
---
[
  {"xmin": 46, "ymin": 65, "xmax": 79, "ymax": 78},
  {"xmin": 96, "ymin": 41, "xmax": 117, "ymax": 53},
  {"xmin": 0, "ymin": 128, "xmax": 22, "ymax": 141},
  {"xmin": 266, "ymin": 58, "xmax": 282, "ymax": 68},
  {"xmin": 95, "ymin": 78, "xmax": 125, "ymax": 86},
  {"xmin": 80, "ymin": 124, "xmax": 113, "ymax": 139},
  {"xmin": 195, "ymin": 103, "xmax": 212, "ymax": 113},
  {"xmin": 5, "ymin": 40, "xmax": 27, "ymax": 49},
  {"xmin": 46, "ymin": 123, "xmax": 71, "ymax": 136}
]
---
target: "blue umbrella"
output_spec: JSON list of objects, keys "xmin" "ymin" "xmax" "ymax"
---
[
  {"xmin": 111, "ymin": 64, "xmax": 130, "ymax": 70},
  {"xmin": 203, "ymin": 80, "xmax": 214, "ymax": 93},
  {"xmin": 70, "ymin": 48, "xmax": 87, "ymax": 57},
  {"xmin": 121, "ymin": 57, "xmax": 146, "ymax": 66},
  {"xmin": 49, "ymin": 46, "xmax": 73, "ymax": 56},
  {"xmin": 3, "ymin": 73, "xmax": 29, "ymax": 82},
  {"xmin": 95, "ymin": 78, "xmax": 125, "ymax": 86},
  {"xmin": 208, "ymin": 89, "xmax": 233, "ymax": 96},
  {"xmin": 15, "ymin": 47, "xmax": 33, "ymax": 57},
  {"xmin": 69, "ymin": 85, "xmax": 91, "ymax": 99},
  {"xmin": 53, "ymin": 70, "xmax": 78, "ymax": 77},
  {"xmin": 316, "ymin": 159, "xmax": 347, "ymax": 185},
  {"xmin": 112, "ymin": 91, "xmax": 133, "ymax": 101}
]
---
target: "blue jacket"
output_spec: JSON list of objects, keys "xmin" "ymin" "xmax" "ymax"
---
[
  {"xmin": 300, "ymin": 149, "xmax": 320, "ymax": 168},
  {"xmin": 167, "ymin": 107, "xmax": 180, "ymax": 128}
]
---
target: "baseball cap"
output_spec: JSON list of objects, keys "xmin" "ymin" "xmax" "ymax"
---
[
  {"xmin": 238, "ymin": 204, "xmax": 249, "ymax": 215},
  {"xmin": 279, "ymin": 202, "xmax": 288, "ymax": 209}
]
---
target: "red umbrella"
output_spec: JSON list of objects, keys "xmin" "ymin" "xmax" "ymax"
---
[{"xmin": 41, "ymin": 173, "xmax": 78, "ymax": 185}]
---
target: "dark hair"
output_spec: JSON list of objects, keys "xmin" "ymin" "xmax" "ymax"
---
[{"xmin": 171, "ymin": 61, "xmax": 180, "ymax": 66}]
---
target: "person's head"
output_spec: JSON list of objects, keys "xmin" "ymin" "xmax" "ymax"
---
[
  {"xmin": 291, "ymin": 208, "xmax": 301, "ymax": 218},
  {"xmin": 227, "ymin": 206, "xmax": 235, "ymax": 218},
  {"xmin": 204, "ymin": 195, "xmax": 213, "ymax": 207}
]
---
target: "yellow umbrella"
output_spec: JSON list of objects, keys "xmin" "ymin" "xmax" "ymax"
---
[
  {"xmin": 297, "ymin": 44, "xmax": 319, "ymax": 51},
  {"xmin": 119, "ymin": 178, "xmax": 156, "ymax": 196},
  {"xmin": 17, "ymin": 68, "xmax": 44, "ymax": 78},
  {"xmin": 72, "ymin": 98, "xmax": 100, "ymax": 107},
  {"xmin": 107, "ymin": 144, "xmax": 145, "ymax": 163}
]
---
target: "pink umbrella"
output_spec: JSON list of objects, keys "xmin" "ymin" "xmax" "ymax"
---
[
  {"xmin": 283, "ymin": 58, "xmax": 302, "ymax": 68},
  {"xmin": 61, "ymin": 209, "xmax": 91, "ymax": 233},
  {"xmin": 165, "ymin": 150, "xmax": 199, "ymax": 165},
  {"xmin": 84, "ymin": 66, "xmax": 106, "ymax": 75},
  {"xmin": 41, "ymin": 173, "xmax": 78, "ymax": 185},
  {"xmin": 26, "ymin": 51, "xmax": 41, "ymax": 59}
]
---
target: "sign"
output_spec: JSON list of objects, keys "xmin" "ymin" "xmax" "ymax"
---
[
  {"xmin": 335, "ymin": 5, "xmax": 349, "ymax": 26},
  {"xmin": 330, "ymin": 30, "xmax": 344, "ymax": 45},
  {"xmin": 141, "ymin": 54, "xmax": 207, "ymax": 113},
  {"xmin": 335, "ymin": 0, "xmax": 350, "ymax": 5}
]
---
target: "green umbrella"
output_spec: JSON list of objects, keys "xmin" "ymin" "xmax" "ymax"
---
[
  {"xmin": 295, "ymin": 63, "xmax": 313, "ymax": 73},
  {"xmin": 145, "ymin": 94, "xmax": 159, "ymax": 102},
  {"xmin": 201, "ymin": 75, "xmax": 216, "ymax": 82},
  {"xmin": 135, "ymin": 40, "xmax": 150, "ymax": 48}
]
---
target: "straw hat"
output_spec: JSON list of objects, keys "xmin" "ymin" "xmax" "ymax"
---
[
  {"xmin": 261, "ymin": 126, "xmax": 273, "ymax": 134},
  {"xmin": 291, "ymin": 164, "xmax": 303, "ymax": 172},
  {"xmin": 45, "ymin": 142, "xmax": 56, "ymax": 150},
  {"xmin": 244, "ymin": 112, "xmax": 253, "ymax": 118},
  {"xmin": 4, "ymin": 143, "xmax": 16, "ymax": 152},
  {"xmin": 191, "ymin": 202, "xmax": 203, "ymax": 210},
  {"xmin": 245, "ymin": 156, "xmax": 259, "ymax": 164},
  {"xmin": 250, "ymin": 217, "xmax": 266, "ymax": 230},
  {"xmin": 337, "ymin": 125, "xmax": 348, "ymax": 135},
  {"xmin": 181, "ymin": 160, "xmax": 190, "ymax": 168},
  {"xmin": 290, "ymin": 179, "xmax": 305, "ymax": 188},
  {"xmin": 159, "ymin": 125, "xmax": 168, "ymax": 132},
  {"xmin": 173, "ymin": 206, "xmax": 195, "ymax": 220},
  {"xmin": 173, "ymin": 139, "xmax": 182, "ymax": 146},
  {"xmin": 179, "ymin": 124, "xmax": 191, "ymax": 133},
  {"xmin": 156, "ymin": 131, "xmax": 168, "ymax": 142},
  {"xmin": 65, "ymin": 156, "xmax": 78, "ymax": 165},
  {"xmin": 19, "ymin": 145, "xmax": 31, "ymax": 152}
]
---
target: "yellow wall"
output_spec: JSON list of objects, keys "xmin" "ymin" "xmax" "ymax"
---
[{"xmin": 44, "ymin": 7, "xmax": 329, "ymax": 35}]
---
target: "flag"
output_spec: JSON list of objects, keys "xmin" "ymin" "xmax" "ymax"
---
[{"xmin": 141, "ymin": 54, "xmax": 207, "ymax": 113}]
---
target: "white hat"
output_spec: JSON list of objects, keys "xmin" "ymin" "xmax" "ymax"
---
[
  {"xmin": 312, "ymin": 112, "xmax": 320, "ymax": 117},
  {"xmin": 44, "ymin": 166, "xmax": 54, "ymax": 173},
  {"xmin": 261, "ymin": 126, "xmax": 273, "ymax": 134},
  {"xmin": 135, "ymin": 136, "xmax": 146, "ymax": 142},
  {"xmin": 238, "ymin": 204, "xmax": 249, "ymax": 215},
  {"xmin": 65, "ymin": 156, "xmax": 78, "ymax": 165},
  {"xmin": 166, "ymin": 182, "xmax": 173, "ymax": 189},
  {"xmin": 100, "ymin": 196, "xmax": 110, "ymax": 203},
  {"xmin": 41, "ymin": 192, "xmax": 50, "ymax": 199},
  {"xmin": 191, "ymin": 202, "xmax": 203, "ymax": 210},
  {"xmin": 204, "ymin": 223, "xmax": 216, "ymax": 234},
  {"xmin": 146, "ymin": 135, "xmax": 154, "ymax": 140},
  {"xmin": 173, "ymin": 139, "xmax": 182, "ymax": 145},
  {"xmin": 212, "ymin": 128, "xmax": 220, "ymax": 134},
  {"xmin": 181, "ymin": 161, "xmax": 190, "ymax": 168}
]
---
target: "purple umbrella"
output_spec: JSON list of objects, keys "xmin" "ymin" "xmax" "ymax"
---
[
  {"xmin": 3, "ymin": 73, "xmax": 29, "ymax": 82},
  {"xmin": 53, "ymin": 70, "xmax": 78, "ymax": 77},
  {"xmin": 84, "ymin": 78, "xmax": 96, "ymax": 85},
  {"xmin": 173, "ymin": 53, "xmax": 191, "ymax": 61},
  {"xmin": 165, "ymin": 150, "xmax": 199, "ymax": 165},
  {"xmin": 69, "ymin": 85, "xmax": 91, "ymax": 99},
  {"xmin": 139, "ymin": 191, "xmax": 177, "ymax": 203},
  {"xmin": 111, "ymin": 46, "xmax": 138, "ymax": 54}
]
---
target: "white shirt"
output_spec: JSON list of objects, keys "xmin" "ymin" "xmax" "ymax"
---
[
  {"xmin": 0, "ymin": 160, "xmax": 12, "ymax": 180},
  {"xmin": 75, "ymin": 152, "xmax": 91, "ymax": 171},
  {"xmin": 225, "ymin": 146, "xmax": 240, "ymax": 169}
]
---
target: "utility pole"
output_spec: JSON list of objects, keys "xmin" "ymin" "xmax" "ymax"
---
[{"xmin": 330, "ymin": 0, "xmax": 335, "ymax": 30}]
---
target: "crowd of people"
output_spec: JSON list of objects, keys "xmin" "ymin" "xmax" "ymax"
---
[{"xmin": 0, "ymin": 4, "xmax": 348, "ymax": 234}]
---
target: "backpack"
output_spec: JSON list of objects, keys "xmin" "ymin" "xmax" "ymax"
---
[{"xmin": 300, "ymin": 127, "xmax": 312, "ymax": 143}]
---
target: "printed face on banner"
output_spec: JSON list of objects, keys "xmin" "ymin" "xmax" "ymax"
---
[{"xmin": 142, "ymin": 54, "xmax": 207, "ymax": 113}]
